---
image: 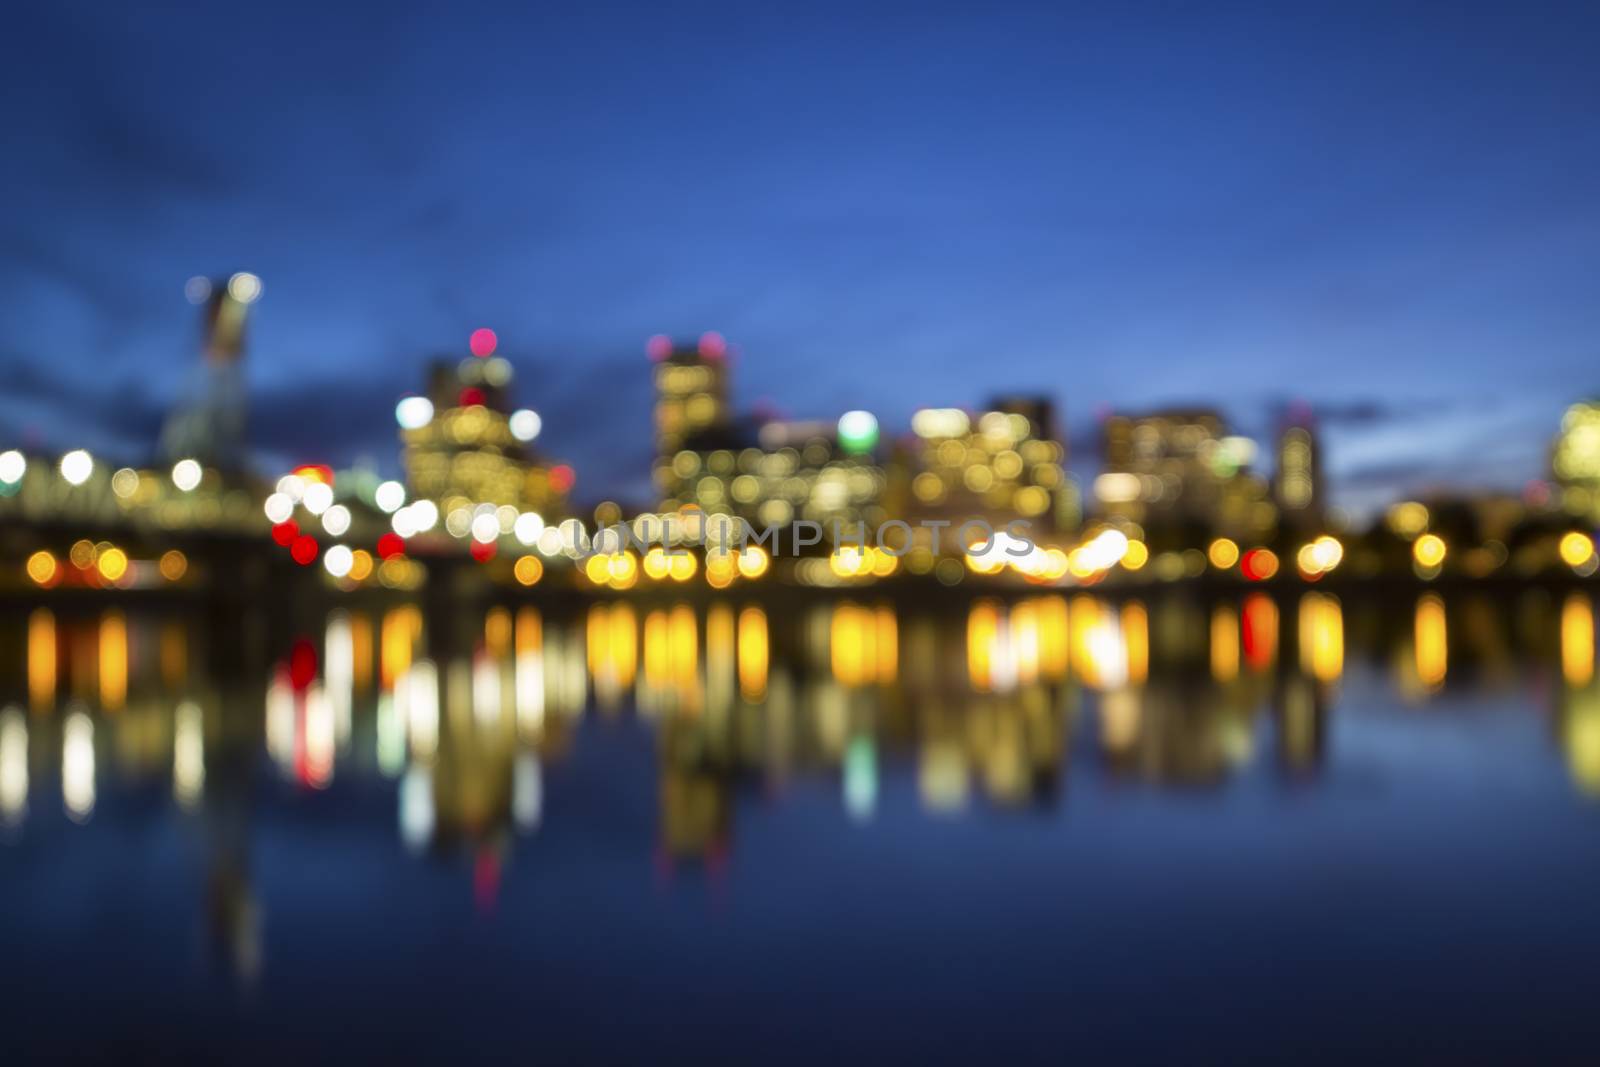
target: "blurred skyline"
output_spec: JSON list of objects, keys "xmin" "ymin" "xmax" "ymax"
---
[{"xmin": 1, "ymin": 2, "xmax": 1597, "ymax": 511}]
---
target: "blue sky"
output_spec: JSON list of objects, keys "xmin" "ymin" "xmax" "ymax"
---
[{"xmin": 1, "ymin": 2, "xmax": 1596, "ymax": 510}]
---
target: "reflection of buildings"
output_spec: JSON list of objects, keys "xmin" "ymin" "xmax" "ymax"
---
[
  {"xmin": 1095, "ymin": 409, "xmax": 1275, "ymax": 545},
  {"xmin": 23, "ymin": 587, "xmax": 1600, "ymax": 907}
]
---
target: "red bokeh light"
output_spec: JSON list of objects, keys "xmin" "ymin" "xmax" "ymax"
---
[
  {"xmin": 646, "ymin": 334, "xmax": 672, "ymax": 361},
  {"xmin": 1241, "ymin": 550, "xmax": 1267, "ymax": 585},
  {"xmin": 290, "ymin": 535, "xmax": 318, "ymax": 565},
  {"xmin": 469, "ymin": 327, "xmax": 497, "ymax": 358},
  {"xmin": 469, "ymin": 539, "xmax": 497, "ymax": 563},
  {"xmin": 698, "ymin": 331, "xmax": 726, "ymax": 359},
  {"xmin": 459, "ymin": 386, "xmax": 485, "ymax": 407},
  {"xmin": 271, "ymin": 520, "xmax": 299, "ymax": 546},
  {"xmin": 289, "ymin": 639, "xmax": 318, "ymax": 691},
  {"xmin": 377, "ymin": 532, "xmax": 405, "ymax": 559},
  {"xmin": 549, "ymin": 464, "xmax": 575, "ymax": 493}
]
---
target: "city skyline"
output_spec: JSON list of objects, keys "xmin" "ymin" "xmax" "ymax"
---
[{"xmin": 3, "ymin": 4, "xmax": 1598, "ymax": 513}]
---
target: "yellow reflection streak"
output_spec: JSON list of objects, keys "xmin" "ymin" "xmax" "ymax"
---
[
  {"xmin": 1562, "ymin": 594, "xmax": 1595, "ymax": 688},
  {"xmin": 1038, "ymin": 596, "xmax": 1069, "ymax": 682},
  {"xmin": 1298, "ymin": 593, "xmax": 1345, "ymax": 685},
  {"xmin": 1121, "ymin": 602, "xmax": 1148, "ymax": 686},
  {"xmin": 966, "ymin": 601, "xmax": 998, "ymax": 691},
  {"xmin": 29, "ymin": 608, "xmax": 56, "ymax": 712},
  {"xmin": 1415, "ymin": 594, "xmax": 1448, "ymax": 691},
  {"xmin": 738, "ymin": 607, "xmax": 769, "ymax": 700},
  {"xmin": 98, "ymin": 611, "xmax": 127, "ymax": 712},
  {"xmin": 1211, "ymin": 604, "xmax": 1239, "ymax": 683},
  {"xmin": 875, "ymin": 606, "xmax": 898, "ymax": 685}
]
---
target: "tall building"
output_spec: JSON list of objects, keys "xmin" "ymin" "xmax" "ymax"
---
[
  {"xmin": 398, "ymin": 330, "xmax": 569, "ymax": 536},
  {"xmin": 1274, "ymin": 403, "xmax": 1324, "ymax": 531},
  {"xmin": 651, "ymin": 333, "xmax": 731, "ymax": 503},
  {"xmin": 904, "ymin": 398, "xmax": 1075, "ymax": 540},
  {"xmin": 1553, "ymin": 400, "xmax": 1600, "ymax": 522},
  {"xmin": 1095, "ymin": 408, "xmax": 1274, "ymax": 542},
  {"xmin": 160, "ymin": 272, "xmax": 258, "ymax": 472},
  {"xmin": 650, "ymin": 333, "xmax": 884, "ymax": 533}
]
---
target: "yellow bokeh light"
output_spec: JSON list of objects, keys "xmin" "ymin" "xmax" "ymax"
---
[
  {"xmin": 69, "ymin": 539, "xmax": 97, "ymax": 569},
  {"xmin": 348, "ymin": 549, "xmax": 373, "ymax": 582},
  {"xmin": 1559, "ymin": 531, "xmax": 1596, "ymax": 569},
  {"xmin": 1413, "ymin": 533, "xmax": 1447, "ymax": 569},
  {"xmin": 737, "ymin": 545, "xmax": 770, "ymax": 579},
  {"xmin": 158, "ymin": 549, "xmax": 188, "ymax": 581},
  {"xmin": 1208, "ymin": 537, "xmax": 1240, "ymax": 570},
  {"xmin": 514, "ymin": 555, "xmax": 544, "ymax": 586},
  {"xmin": 96, "ymin": 546, "xmax": 128, "ymax": 583},
  {"xmin": 669, "ymin": 551, "xmax": 697, "ymax": 582},
  {"xmin": 1121, "ymin": 539, "xmax": 1149, "ymax": 571},
  {"xmin": 26, "ymin": 550, "xmax": 58, "ymax": 586}
]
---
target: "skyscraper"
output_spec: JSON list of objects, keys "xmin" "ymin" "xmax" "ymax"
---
[
  {"xmin": 1274, "ymin": 404, "xmax": 1324, "ymax": 531},
  {"xmin": 398, "ymin": 331, "xmax": 569, "ymax": 538},
  {"xmin": 1095, "ymin": 409, "xmax": 1274, "ymax": 542},
  {"xmin": 160, "ymin": 272, "xmax": 259, "ymax": 472},
  {"xmin": 651, "ymin": 332, "xmax": 730, "ymax": 505}
]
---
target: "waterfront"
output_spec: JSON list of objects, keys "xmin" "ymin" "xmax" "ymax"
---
[{"xmin": 3, "ymin": 588, "xmax": 1600, "ymax": 1060}]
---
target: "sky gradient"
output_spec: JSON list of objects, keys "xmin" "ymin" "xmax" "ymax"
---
[{"xmin": 2, "ymin": 2, "xmax": 1597, "ymax": 511}]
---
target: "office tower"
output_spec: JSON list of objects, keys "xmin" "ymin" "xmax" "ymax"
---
[
  {"xmin": 1275, "ymin": 404, "xmax": 1324, "ymax": 530},
  {"xmin": 399, "ymin": 331, "xmax": 569, "ymax": 534},
  {"xmin": 1095, "ymin": 408, "xmax": 1274, "ymax": 542},
  {"xmin": 651, "ymin": 333, "xmax": 730, "ymax": 500},
  {"xmin": 904, "ymin": 398, "xmax": 1073, "ymax": 540},
  {"xmin": 160, "ymin": 272, "xmax": 259, "ymax": 472},
  {"xmin": 1553, "ymin": 400, "xmax": 1600, "ymax": 521}
]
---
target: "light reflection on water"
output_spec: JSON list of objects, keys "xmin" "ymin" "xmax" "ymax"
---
[
  {"xmin": 5, "ymin": 590, "xmax": 1599, "ymax": 832},
  {"xmin": 4, "ymin": 587, "xmax": 1600, "ymax": 1050}
]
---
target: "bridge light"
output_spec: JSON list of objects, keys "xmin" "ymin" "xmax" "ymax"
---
[
  {"xmin": 59, "ymin": 450, "xmax": 93, "ymax": 486},
  {"xmin": 0, "ymin": 450, "xmax": 25, "ymax": 484},
  {"xmin": 171, "ymin": 459, "xmax": 202, "ymax": 492}
]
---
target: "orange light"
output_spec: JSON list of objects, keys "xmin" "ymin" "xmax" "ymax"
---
[
  {"xmin": 1240, "ymin": 548, "xmax": 1279, "ymax": 581},
  {"xmin": 514, "ymin": 555, "xmax": 544, "ymax": 586},
  {"xmin": 293, "ymin": 464, "xmax": 334, "ymax": 485},
  {"xmin": 158, "ymin": 549, "xmax": 188, "ymax": 581},
  {"xmin": 26, "ymin": 550, "xmax": 58, "ymax": 586}
]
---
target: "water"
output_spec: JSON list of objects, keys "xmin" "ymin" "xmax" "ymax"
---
[{"xmin": 3, "ymin": 588, "xmax": 1600, "ymax": 1062}]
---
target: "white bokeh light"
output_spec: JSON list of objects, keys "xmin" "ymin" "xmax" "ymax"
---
[
  {"xmin": 171, "ymin": 458, "xmax": 202, "ymax": 492},
  {"xmin": 59, "ymin": 450, "xmax": 94, "ymax": 486},
  {"xmin": 374, "ymin": 480, "xmax": 406, "ymax": 513},
  {"xmin": 509, "ymin": 409, "xmax": 542, "ymax": 442},
  {"xmin": 322, "ymin": 504, "xmax": 352, "ymax": 536}
]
